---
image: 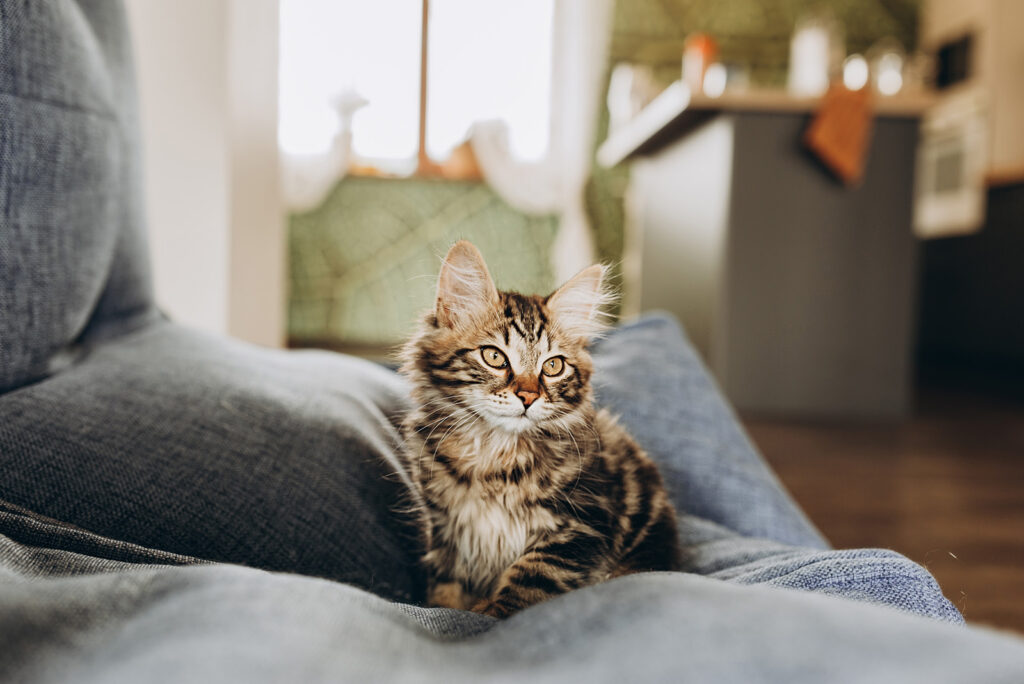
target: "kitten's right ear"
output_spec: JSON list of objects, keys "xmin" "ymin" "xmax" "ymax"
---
[{"xmin": 435, "ymin": 241, "xmax": 499, "ymax": 328}]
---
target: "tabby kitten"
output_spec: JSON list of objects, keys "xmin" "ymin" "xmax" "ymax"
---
[{"xmin": 400, "ymin": 241, "xmax": 681, "ymax": 618}]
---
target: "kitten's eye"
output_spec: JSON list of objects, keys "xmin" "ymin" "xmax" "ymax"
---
[
  {"xmin": 480, "ymin": 346, "xmax": 508, "ymax": 369},
  {"xmin": 542, "ymin": 356, "xmax": 565, "ymax": 377}
]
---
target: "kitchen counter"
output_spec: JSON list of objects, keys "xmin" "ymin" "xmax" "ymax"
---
[{"xmin": 598, "ymin": 81, "xmax": 934, "ymax": 167}]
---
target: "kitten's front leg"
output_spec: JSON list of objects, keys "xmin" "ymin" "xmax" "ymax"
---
[
  {"xmin": 427, "ymin": 579, "xmax": 474, "ymax": 610},
  {"xmin": 424, "ymin": 547, "xmax": 474, "ymax": 610},
  {"xmin": 472, "ymin": 534, "xmax": 613, "ymax": 618}
]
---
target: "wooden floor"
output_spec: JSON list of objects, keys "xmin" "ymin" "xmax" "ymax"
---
[{"xmin": 743, "ymin": 387, "xmax": 1024, "ymax": 635}]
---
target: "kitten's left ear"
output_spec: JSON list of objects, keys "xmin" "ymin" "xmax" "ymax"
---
[{"xmin": 546, "ymin": 264, "xmax": 612, "ymax": 339}]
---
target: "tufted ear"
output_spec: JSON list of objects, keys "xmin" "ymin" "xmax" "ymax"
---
[
  {"xmin": 435, "ymin": 241, "xmax": 499, "ymax": 328},
  {"xmin": 546, "ymin": 264, "xmax": 612, "ymax": 339}
]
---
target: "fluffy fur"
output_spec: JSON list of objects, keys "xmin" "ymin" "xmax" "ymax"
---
[{"xmin": 400, "ymin": 241, "xmax": 682, "ymax": 618}]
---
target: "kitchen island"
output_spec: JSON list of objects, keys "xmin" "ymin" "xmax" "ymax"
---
[{"xmin": 601, "ymin": 83, "xmax": 932, "ymax": 419}]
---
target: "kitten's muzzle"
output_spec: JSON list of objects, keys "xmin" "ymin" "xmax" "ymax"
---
[
  {"xmin": 516, "ymin": 389, "xmax": 539, "ymax": 408},
  {"xmin": 512, "ymin": 375, "xmax": 541, "ymax": 409}
]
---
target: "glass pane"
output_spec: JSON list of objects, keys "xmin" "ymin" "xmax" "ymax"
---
[
  {"xmin": 278, "ymin": 0, "xmax": 421, "ymax": 171},
  {"xmin": 426, "ymin": 0, "xmax": 554, "ymax": 163}
]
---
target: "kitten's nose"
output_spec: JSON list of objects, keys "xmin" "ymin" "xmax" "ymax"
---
[{"xmin": 516, "ymin": 390, "xmax": 539, "ymax": 408}]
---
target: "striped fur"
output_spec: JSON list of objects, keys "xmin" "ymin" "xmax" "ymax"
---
[{"xmin": 400, "ymin": 242, "xmax": 682, "ymax": 617}]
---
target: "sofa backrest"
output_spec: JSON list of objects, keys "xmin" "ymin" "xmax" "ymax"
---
[{"xmin": 0, "ymin": 0, "xmax": 154, "ymax": 393}]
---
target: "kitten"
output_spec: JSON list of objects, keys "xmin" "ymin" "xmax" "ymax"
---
[{"xmin": 400, "ymin": 241, "xmax": 681, "ymax": 618}]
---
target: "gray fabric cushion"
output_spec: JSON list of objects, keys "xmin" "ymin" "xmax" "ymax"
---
[
  {"xmin": 592, "ymin": 316, "xmax": 825, "ymax": 548},
  {"xmin": 0, "ymin": 319, "xmax": 423, "ymax": 601},
  {"xmin": 0, "ymin": 0, "xmax": 155, "ymax": 393}
]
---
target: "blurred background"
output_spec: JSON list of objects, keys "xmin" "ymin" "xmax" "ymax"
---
[{"xmin": 124, "ymin": 0, "xmax": 1023, "ymax": 632}]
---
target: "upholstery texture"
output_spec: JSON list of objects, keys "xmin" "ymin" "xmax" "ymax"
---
[
  {"xmin": 0, "ymin": 320, "xmax": 423, "ymax": 601},
  {"xmin": 4, "ymin": 521, "xmax": 1024, "ymax": 684},
  {"xmin": 0, "ymin": 0, "xmax": 155, "ymax": 393}
]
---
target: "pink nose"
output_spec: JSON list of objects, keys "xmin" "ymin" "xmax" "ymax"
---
[{"xmin": 516, "ymin": 390, "xmax": 539, "ymax": 407}]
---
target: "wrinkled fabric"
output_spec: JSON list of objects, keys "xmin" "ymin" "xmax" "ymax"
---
[
  {"xmin": 3, "ymin": 529, "xmax": 1024, "ymax": 684},
  {"xmin": 1, "ymin": 320, "xmax": 424, "ymax": 601}
]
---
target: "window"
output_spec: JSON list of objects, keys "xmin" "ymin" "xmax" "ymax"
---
[{"xmin": 278, "ymin": 0, "xmax": 554, "ymax": 176}]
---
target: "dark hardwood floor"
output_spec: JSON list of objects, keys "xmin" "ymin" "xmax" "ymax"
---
[{"xmin": 743, "ymin": 388, "xmax": 1024, "ymax": 635}]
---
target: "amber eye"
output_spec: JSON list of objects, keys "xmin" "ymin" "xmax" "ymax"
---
[
  {"xmin": 542, "ymin": 356, "xmax": 565, "ymax": 377},
  {"xmin": 480, "ymin": 346, "xmax": 508, "ymax": 369}
]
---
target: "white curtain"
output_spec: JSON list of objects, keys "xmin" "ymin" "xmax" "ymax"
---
[
  {"xmin": 471, "ymin": 0, "xmax": 614, "ymax": 283},
  {"xmin": 279, "ymin": 0, "xmax": 616, "ymax": 278},
  {"xmin": 280, "ymin": 136, "xmax": 350, "ymax": 214},
  {"xmin": 280, "ymin": 90, "xmax": 369, "ymax": 213},
  {"xmin": 468, "ymin": 120, "xmax": 560, "ymax": 214}
]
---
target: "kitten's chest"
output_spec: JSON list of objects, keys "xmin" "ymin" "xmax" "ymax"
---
[
  {"xmin": 438, "ymin": 486, "xmax": 557, "ymax": 593},
  {"xmin": 419, "ymin": 432, "xmax": 568, "ymax": 593}
]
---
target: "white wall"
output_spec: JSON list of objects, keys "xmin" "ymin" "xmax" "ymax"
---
[
  {"xmin": 226, "ymin": 0, "xmax": 286, "ymax": 346},
  {"xmin": 126, "ymin": 0, "xmax": 284, "ymax": 347}
]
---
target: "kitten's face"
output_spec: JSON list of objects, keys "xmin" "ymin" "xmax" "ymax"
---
[
  {"xmin": 437, "ymin": 292, "xmax": 591, "ymax": 433},
  {"xmin": 404, "ymin": 241, "xmax": 608, "ymax": 435}
]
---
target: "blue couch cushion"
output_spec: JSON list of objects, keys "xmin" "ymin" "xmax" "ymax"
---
[
  {"xmin": 0, "ymin": 319, "xmax": 424, "ymax": 601},
  {"xmin": 0, "ymin": 0, "xmax": 154, "ymax": 393}
]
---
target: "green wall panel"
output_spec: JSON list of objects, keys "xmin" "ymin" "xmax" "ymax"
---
[{"xmin": 288, "ymin": 176, "xmax": 557, "ymax": 348}]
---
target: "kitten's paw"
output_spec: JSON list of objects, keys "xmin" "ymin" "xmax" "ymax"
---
[
  {"xmin": 470, "ymin": 598, "xmax": 510, "ymax": 619},
  {"xmin": 428, "ymin": 582, "xmax": 472, "ymax": 610}
]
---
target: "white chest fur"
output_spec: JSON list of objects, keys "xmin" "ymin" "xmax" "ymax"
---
[{"xmin": 442, "ymin": 487, "xmax": 556, "ymax": 595}]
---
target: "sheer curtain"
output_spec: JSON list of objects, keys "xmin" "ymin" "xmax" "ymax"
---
[
  {"xmin": 471, "ymin": 0, "xmax": 613, "ymax": 282},
  {"xmin": 278, "ymin": 0, "xmax": 615, "ymax": 279},
  {"xmin": 280, "ymin": 90, "xmax": 367, "ymax": 213},
  {"xmin": 278, "ymin": 0, "xmax": 420, "ymax": 212}
]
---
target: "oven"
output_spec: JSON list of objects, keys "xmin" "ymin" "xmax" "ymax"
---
[{"xmin": 914, "ymin": 88, "xmax": 988, "ymax": 238}]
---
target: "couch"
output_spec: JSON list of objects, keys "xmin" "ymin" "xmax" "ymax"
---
[{"xmin": 3, "ymin": 2, "xmax": 1024, "ymax": 681}]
